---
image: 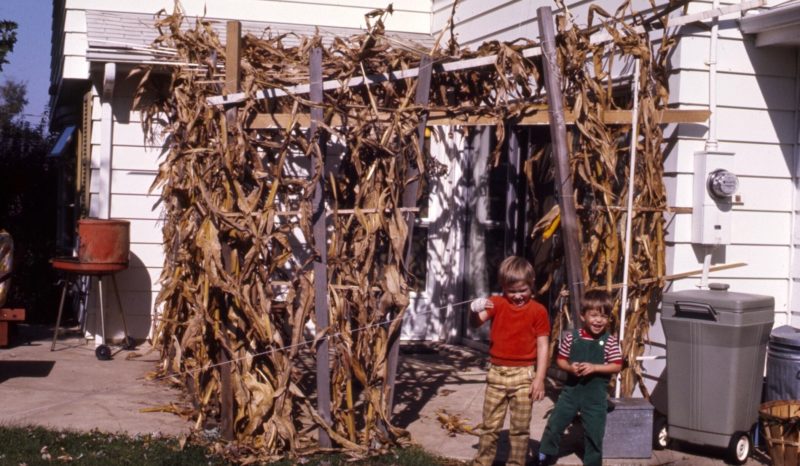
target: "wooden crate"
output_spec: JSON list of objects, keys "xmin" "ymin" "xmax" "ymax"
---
[
  {"xmin": 0, "ymin": 308, "xmax": 25, "ymax": 347},
  {"xmin": 760, "ymin": 400, "xmax": 800, "ymax": 466}
]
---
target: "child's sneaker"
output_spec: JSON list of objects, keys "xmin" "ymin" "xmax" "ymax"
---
[{"xmin": 535, "ymin": 452, "xmax": 554, "ymax": 466}]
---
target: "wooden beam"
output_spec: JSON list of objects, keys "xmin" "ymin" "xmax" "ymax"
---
[
  {"xmin": 208, "ymin": 49, "xmax": 540, "ymax": 106},
  {"xmin": 219, "ymin": 20, "xmax": 241, "ymax": 443},
  {"xmin": 309, "ymin": 47, "xmax": 333, "ymax": 449},
  {"xmin": 225, "ymin": 21, "xmax": 242, "ymax": 96},
  {"xmin": 588, "ymin": 262, "xmax": 747, "ymax": 291},
  {"xmin": 246, "ymin": 109, "xmax": 709, "ymax": 129},
  {"xmin": 207, "ymin": 1, "xmax": 765, "ymax": 107},
  {"xmin": 539, "ymin": 7, "xmax": 585, "ymax": 326},
  {"xmin": 386, "ymin": 55, "xmax": 434, "ymax": 418}
]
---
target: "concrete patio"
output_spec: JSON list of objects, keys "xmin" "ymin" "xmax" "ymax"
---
[{"xmin": 0, "ymin": 326, "xmax": 772, "ymax": 465}]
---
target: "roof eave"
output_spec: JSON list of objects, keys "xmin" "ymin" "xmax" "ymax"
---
[{"xmin": 740, "ymin": 1, "xmax": 800, "ymax": 43}]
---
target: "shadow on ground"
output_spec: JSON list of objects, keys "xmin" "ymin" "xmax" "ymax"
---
[{"xmin": 393, "ymin": 342, "xmax": 486, "ymax": 429}]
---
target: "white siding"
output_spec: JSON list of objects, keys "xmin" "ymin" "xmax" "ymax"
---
[
  {"xmin": 431, "ymin": 0, "xmax": 661, "ymax": 48},
  {"xmin": 663, "ymin": 2, "xmax": 798, "ymax": 327},
  {"xmin": 60, "ymin": 11, "xmax": 89, "ymax": 80},
  {"xmin": 65, "ymin": 0, "xmax": 430, "ymax": 31},
  {"xmin": 82, "ymin": 80, "xmax": 165, "ymax": 342},
  {"xmin": 57, "ymin": 0, "xmax": 432, "ymax": 82}
]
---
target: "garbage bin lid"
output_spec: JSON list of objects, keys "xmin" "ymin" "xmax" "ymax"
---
[
  {"xmin": 770, "ymin": 325, "xmax": 800, "ymax": 348},
  {"xmin": 663, "ymin": 288, "xmax": 774, "ymax": 313}
]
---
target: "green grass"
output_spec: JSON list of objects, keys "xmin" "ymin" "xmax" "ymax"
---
[
  {"xmin": 0, "ymin": 426, "xmax": 223, "ymax": 465},
  {"xmin": 0, "ymin": 426, "xmax": 464, "ymax": 465}
]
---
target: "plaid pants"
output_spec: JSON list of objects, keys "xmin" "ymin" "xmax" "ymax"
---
[{"xmin": 472, "ymin": 364, "xmax": 534, "ymax": 466}]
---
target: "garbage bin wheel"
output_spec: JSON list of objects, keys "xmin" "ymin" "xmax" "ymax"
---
[
  {"xmin": 121, "ymin": 336, "xmax": 136, "ymax": 351},
  {"xmin": 95, "ymin": 344, "xmax": 112, "ymax": 361},
  {"xmin": 727, "ymin": 431, "xmax": 751, "ymax": 465},
  {"xmin": 653, "ymin": 415, "xmax": 669, "ymax": 450}
]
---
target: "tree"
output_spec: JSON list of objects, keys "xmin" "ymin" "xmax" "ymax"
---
[
  {"xmin": 0, "ymin": 80, "xmax": 27, "ymax": 127},
  {"xmin": 0, "ymin": 21, "xmax": 17, "ymax": 72},
  {"xmin": 0, "ymin": 78, "xmax": 58, "ymax": 323}
]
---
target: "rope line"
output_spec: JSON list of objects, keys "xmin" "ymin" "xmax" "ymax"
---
[{"xmin": 149, "ymin": 298, "xmax": 479, "ymax": 381}]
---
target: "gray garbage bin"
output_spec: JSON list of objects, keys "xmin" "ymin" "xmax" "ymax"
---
[
  {"xmin": 661, "ymin": 285, "xmax": 774, "ymax": 464},
  {"xmin": 765, "ymin": 325, "xmax": 800, "ymax": 401}
]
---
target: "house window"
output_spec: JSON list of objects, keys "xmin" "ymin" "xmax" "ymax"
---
[{"xmin": 408, "ymin": 130, "xmax": 432, "ymax": 293}]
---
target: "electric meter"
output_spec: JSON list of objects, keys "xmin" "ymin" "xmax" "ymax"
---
[
  {"xmin": 693, "ymin": 151, "xmax": 735, "ymax": 245},
  {"xmin": 707, "ymin": 169, "xmax": 739, "ymax": 199}
]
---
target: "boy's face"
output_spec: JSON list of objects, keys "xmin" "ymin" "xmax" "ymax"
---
[
  {"xmin": 580, "ymin": 308, "xmax": 610, "ymax": 337},
  {"xmin": 502, "ymin": 281, "xmax": 532, "ymax": 308}
]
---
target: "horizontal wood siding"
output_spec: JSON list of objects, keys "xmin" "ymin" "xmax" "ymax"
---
[
  {"xmin": 58, "ymin": 1, "xmax": 431, "ymax": 82},
  {"xmin": 431, "ymin": 0, "xmax": 659, "ymax": 48},
  {"xmin": 664, "ymin": 5, "xmax": 798, "ymax": 325},
  {"xmin": 58, "ymin": 10, "xmax": 90, "ymax": 80},
  {"xmin": 84, "ymin": 81, "xmax": 165, "ymax": 341}
]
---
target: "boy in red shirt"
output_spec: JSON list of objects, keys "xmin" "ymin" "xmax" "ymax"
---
[
  {"xmin": 537, "ymin": 290, "xmax": 622, "ymax": 466},
  {"xmin": 469, "ymin": 256, "xmax": 550, "ymax": 466}
]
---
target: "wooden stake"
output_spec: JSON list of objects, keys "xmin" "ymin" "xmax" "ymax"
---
[
  {"xmin": 219, "ymin": 20, "xmax": 241, "ymax": 442},
  {"xmin": 309, "ymin": 47, "xmax": 332, "ymax": 449},
  {"xmin": 538, "ymin": 7, "xmax": 585, "ymax": 325},
  {"xmin": 386, "ymin": 55, "xmax": 434, "ymax": 416}
]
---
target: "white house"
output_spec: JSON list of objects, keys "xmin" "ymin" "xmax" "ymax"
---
[{"xmin": 49, "ymin": 0, "xmax": 800, "ymax": 357}]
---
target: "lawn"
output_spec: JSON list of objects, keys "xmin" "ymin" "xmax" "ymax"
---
[{"xmin": 0, "ymin": 426, "xmax": 465, "ymax": 465}]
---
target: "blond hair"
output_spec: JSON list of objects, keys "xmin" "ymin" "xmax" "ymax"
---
[{"xmin": 497, "ymin": 256, "xmax": 535, "ymax": 289}]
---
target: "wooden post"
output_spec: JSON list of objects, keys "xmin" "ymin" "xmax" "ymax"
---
[
  {"xmin": 219, "ymin": 20, "xmax": 242, "ymax": 442},
  {"xmin": 385, "ymin": 55, "xmax": 434, "ymax": 414},
  {"xmin": 505, "ymin": 129, "xmax": 525, "ymax": 256},
  {"xmin": 537, "ymin": 7, "xmax": 584, "ymax": 324},
  {"xmin": 309, "ymin": 47, "xmax": 332, "ymax": 449}
]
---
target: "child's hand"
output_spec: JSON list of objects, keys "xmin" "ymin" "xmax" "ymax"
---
[
  {"xmin": 529, "ymin": 378, "xmax": 545, "ymax": 401},
  {"xmin": 470, "ymin": 298, "xmax": 493, "ymax": 313},
  {"xmin": 569, "ymin": 362, "xmax": 581, "ymax": 376},
  {"xmin": 574, "ymin": 362, "xmax": 596, "ymax": 376}
]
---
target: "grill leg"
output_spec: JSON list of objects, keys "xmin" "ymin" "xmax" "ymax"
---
[
  {"xmin": 97, "ymin": 276, "xmax": 106, "ymax": 346},
  {"xmin": 110, "ymin": 274, "xmax": 130, "ymax": 337}
]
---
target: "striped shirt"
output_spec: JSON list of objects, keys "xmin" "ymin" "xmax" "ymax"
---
[{"xmin": 557, "ymin": 329, "xmax": 622, "ymax": 365}]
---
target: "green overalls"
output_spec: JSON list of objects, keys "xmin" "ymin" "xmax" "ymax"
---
[{"xmin": 539, "ymin": 330, "xmax": 610, "ymax": 466}]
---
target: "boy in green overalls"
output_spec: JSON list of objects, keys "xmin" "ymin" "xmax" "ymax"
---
[{"xmin": 537, "ymin": 290, "xmax": 622, "ymax": 466}]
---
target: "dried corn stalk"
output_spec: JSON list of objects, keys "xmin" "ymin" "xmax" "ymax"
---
[{"xmin": 528, "ymin": 0, "xmax": 677, "ymax": 396}]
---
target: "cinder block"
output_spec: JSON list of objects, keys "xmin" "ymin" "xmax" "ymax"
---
[{"xmin": 603, "ymin": 398, "xmax": 654, "ymax": 459}]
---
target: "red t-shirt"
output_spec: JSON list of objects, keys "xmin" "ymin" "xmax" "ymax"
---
[{"xmin": 486, "ymin": 296, "xmax": 550, "ymax": 366}]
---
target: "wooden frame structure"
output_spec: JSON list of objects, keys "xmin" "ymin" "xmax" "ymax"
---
[{"xmin": 208, "ymin": 4, "xmax": 712, "ymax": 445}]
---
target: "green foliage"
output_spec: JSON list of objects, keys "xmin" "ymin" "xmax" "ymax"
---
[
  {"xmin": 0, "ymin": 20, "xmax": 17, "ymax": 72},
  {"xmin": 0, "ymin": 426, "xmax": 229, "ymax": 465},
  {"xmin": 0, "ymin": 426, "xmax": 462, "ymax": 465},
  {"xmin": 0, "ymin": 79, "xmax": 27, "ymax": 126},
  {"xmin": 0, "ymin": 80, "xmax": 58, "ymax": 322}
]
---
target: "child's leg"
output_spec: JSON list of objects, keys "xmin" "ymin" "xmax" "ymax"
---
[
  {"xmin": 507, "ymin": 370, "xmax": 534, "ymax": 466},
  {"xmin": 578, "ymin": 399, "xmax": 607, "ymax": 466},
  {"xmin": 538, "ymin": 388, "xmax": 579, "ymax": 458},
  {"xmin": 473, "ymin": 367, "xmax": 510, "ymax": 466}
]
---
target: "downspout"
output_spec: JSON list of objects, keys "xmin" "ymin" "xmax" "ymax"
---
[
  {"xmin": 789, "ymin": 49, "xmax": 800, "ymax": 328},
  {"xmin": 97, "ymin": 62, "xmax": 116, "ymax": 220},
  {"xmin": 699, "ymin": 0, "xmax": 720, "ymax": 288},
  {"xmin": 706, "ymin": 0, "xmax": 719, "ymax": 153}
]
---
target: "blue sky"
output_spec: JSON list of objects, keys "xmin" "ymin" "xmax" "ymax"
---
[{"xmin": 0, "ymin": 0, "xmax": 52, "ymax": 125}]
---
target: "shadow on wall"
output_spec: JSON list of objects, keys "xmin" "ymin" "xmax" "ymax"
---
[{"xmin": 83, "ymin": 252, "xmax": 153, "ymax": 343}]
